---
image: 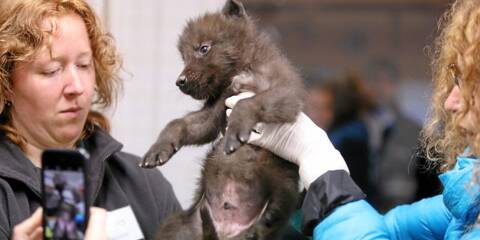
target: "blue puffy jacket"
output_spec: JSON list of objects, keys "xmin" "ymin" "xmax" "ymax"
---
[{"xmin": 313, "ymin": 155, "xmax": 480, "ymax": 239}]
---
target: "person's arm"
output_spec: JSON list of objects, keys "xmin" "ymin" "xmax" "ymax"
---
[
  {"xmin": 226, "ymin": 92, "xmax": 452, "ymax": 239},
  {"xmin": 0, "ymin": 202, "xmax": 10, "ymax": 238},
  {"xmin": 313, "ymin": 199, "xmax": 389, "ymax": 239},
  {"xmin": 312, "ymin": 193, "xmax": 451, "ymax": 240}
]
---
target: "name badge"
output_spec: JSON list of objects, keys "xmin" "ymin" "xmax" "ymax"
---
[{"xmin": 106, "ymin": 206, "xmax": 145, "ymax": 240}]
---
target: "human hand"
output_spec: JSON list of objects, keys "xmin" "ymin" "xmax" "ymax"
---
[
  {"xmin": 226, "ymin": 92, "xmax": 349, "ymax": 189},
  {"xmin": 12, "ymin": 207, "xmax": 107, "ymax": 240},
  {"xmin": 85, "ymin": 207, "xmax": 107, "ymax": 240},
  {"xmin": 12, "ymin": 208, "xmax": 43, "ymax": 240}
]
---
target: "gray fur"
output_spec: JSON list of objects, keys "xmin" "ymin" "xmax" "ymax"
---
[{"xmin": 141, "ymin": 0, "xmax": 306, "ymax": 239}]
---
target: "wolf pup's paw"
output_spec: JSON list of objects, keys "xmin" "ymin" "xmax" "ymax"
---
[
  {"xmin": 140, "ymin": 141, "xmax": 180, "ymax": 168},
  {"xmin": 224, "ymin": 113, "xmax": 257, "ymax": 154},
  {"xmin": 224, "ymin": 124, "xmax": 251, "ymax": 154}
]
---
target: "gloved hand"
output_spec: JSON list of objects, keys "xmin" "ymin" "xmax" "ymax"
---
[{"xmin": 225, "ymin": 92, "xmax": 349, "ymax": 189}]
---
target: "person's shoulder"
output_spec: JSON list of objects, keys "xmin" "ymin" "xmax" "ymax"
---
[
  {"xmin": 439, "ymin": 155, "xmax": 479, "ymax": 223},
  {"xmin": 112, "ymin": 151, "xmax": 141, "ymax": 165},
  {"xmin": 109, "ymin": 151, "xmax": 170, "ymax": 182},
  {"xmin": 108, "ymin": 151, "xmax": 181, "ymax": 211}
]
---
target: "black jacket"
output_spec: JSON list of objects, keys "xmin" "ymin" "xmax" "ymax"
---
[{"xmin": 0, "ymin": 128, "xmax": 181, "ymax": 239}]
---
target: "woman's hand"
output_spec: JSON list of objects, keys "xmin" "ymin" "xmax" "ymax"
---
[
  {"xmin": 12, "ymin": 207, "xmax": 107, "ymax": 240},
  {"xmin": 12, "ymin": 208, "xmax": 43, "ymax": 240},
  {"xmin": 85, "ymin": 207, "xmax": 107, "ymax": 239},
  {"xmin": 226, "ymin": 92, "xmax": 349, "ymax": 189}
]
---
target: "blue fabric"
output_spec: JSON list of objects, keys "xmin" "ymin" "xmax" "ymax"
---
[
  {"xmin": 439, "ymin": 155, "xmax": 480, "ymax": 225},
  {"xmin": 313, "ymin": 200, "xmax": 389, "ymax": 240},
  {"xmin": 463, "ymin": 227, "xmax": 480, "ymax": 239},
  {"xmin": 312, "ymin": 154, "xmax": 480, "ymax": 239},
  {"xmin": 383, "ymin": 195, "xmax": 451, "ymax": 239},
  {"xmin": 329, "ymin": 120, "xmax": 369, "ymax": 148}
]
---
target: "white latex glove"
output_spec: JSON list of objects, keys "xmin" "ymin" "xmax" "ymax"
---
[{"xmin": 225, "ymin": 92, "xmax": 349, "ymax": 189}]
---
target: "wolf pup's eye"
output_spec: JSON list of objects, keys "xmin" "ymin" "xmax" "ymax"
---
[{"xmin": 198, "ymin": 44, "xmax": 211, "ymax": 55}]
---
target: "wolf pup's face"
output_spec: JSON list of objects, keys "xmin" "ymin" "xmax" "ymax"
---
[{"xmin": 176, "ymin": 0, "xmax": 252, "ymax": 100}]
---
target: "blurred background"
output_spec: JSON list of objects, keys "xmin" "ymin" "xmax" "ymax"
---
[{"xmin": 88, "ymin": 0, "xmax": 449, "ymax": 209}]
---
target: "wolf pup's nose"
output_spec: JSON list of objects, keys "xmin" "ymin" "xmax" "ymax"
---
[{"xmin": 176, "ymin": 75, "xmax": 187, "ymax": 87}]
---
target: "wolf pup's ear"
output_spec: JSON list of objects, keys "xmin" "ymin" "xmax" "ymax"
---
[{"xmin": 222, "ymin": 0, "xmax": 246, "ymax": 18}]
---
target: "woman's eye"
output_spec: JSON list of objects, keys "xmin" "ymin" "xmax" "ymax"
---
[
  {"xmin": 199, "ymin": 44, "xmax": 211, "ymax": 55},
  {"xmin": 78, "ymin": 63, "xmax": 91, "ymax": 69},
  {"xmin": 41, "ymin": 69, "xmax": 60, "ymax": 76}
]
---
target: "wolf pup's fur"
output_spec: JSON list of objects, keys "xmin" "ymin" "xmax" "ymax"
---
[{"xmin": 141, "ymin": 0, "xmax": 306, "ymax": 239}]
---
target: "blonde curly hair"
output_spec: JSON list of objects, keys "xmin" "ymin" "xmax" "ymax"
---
[
  {"xmin": 424, "ymin": 0, "xmax": 480, "ymax": 171},
  {"xmin": 0, "ymin": 0, "xmax": 122, "ymax": 147}
]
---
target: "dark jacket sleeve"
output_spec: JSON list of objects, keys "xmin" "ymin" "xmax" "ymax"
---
[
  {"xmin": 0, "ymin": 179, "xmax": 32, "ymax": 239},
  {"xmin": 304, "ymin": 170, "xmax": 453, "ymax": 240},
  {"xmin": 0, "ymin": 183, "xmax": 10, "ymax": 239},
  {"xmin": 105, "ymin": 151, "xmax": 183, "ymax": 239},
  {"xmin": 301, "ymin": 170, "xmax": 366, "ymax": 235},
  {"xmin": 144, "ymin": 168, "xmax": 182, "ymax": 222}
]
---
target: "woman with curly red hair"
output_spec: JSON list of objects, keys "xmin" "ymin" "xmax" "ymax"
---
[{"xmin": 0, "ymin": 1, "xmax": 181, "ymax": 239}]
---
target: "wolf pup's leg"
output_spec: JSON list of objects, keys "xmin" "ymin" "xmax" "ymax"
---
[
  {"xmin": 141, "ymin": 103, "xmax": 225, "ymax": 167},
  {"xmin": 230, "ymin": 174, "xmax": 298, "ymax": 240},
  {"xmin": 224, "ymin": 86, "xmax": 303, "ymax": 154}
]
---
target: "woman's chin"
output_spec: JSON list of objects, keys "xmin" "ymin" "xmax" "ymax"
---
[
  {"xmin": 52, "ymin": 118, "xmax": 88, "ymax": 145},
  {"xmin": 55, "ymin": 128, "xmax": 84, "ymax": 146}
]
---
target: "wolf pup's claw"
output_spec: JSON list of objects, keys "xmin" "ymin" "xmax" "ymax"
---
[
  {"xmin": 141, "ymin": 151, "xmax": 172, "ymax": 168},
  {"xmin": 140, "ymin": 154, "xmax": 157, "ymax": 168},
  {"xmin": 224, "ymin": 136, "xmax": 241, "ymax": 154},
  {"xmin": 156, "ymin": 154, "xmax": 170, "ymax": 166},
  {"xmin": 224, "ymin": 127, "xmax": 252, "ymax": 154},
  {"xmin": 140, "ymin": 140, "xmax": 181, "ymax": 168}
]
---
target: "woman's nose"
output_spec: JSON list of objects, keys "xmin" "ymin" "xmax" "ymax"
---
[
  {"xmin": 64, "ymin": 67, "xmax": 85, "ymax": 96},
  {"xmin": 444, "ymin": 85, "xmax": 461, "ymax": 113}
]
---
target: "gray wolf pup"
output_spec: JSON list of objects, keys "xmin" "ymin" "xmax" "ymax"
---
[{"xmin": 141, "ymin": 0, "xmax": 306, "ymax": 239}]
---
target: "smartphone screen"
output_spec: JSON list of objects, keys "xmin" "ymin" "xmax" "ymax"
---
[{"xmin": 42, "ymin": 150, "xmax": 88, "ymax": 240}]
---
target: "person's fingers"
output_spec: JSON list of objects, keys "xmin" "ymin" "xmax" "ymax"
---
[
  {"xmin": 247, "ymin": 123, "xmax": 265, "ymax": 144},
  {"xmin": 14, "ymin": 208, "xmax": 43, "ymax": 234},
  {"xmin": 30, "ymin": 227, "xmax": 43, "ymax": 240},
  {"xmin": 12, "ymin": 208, "xmax": 43, "ymax": 240},
  {"xmin": 225, "ymin": 91, "xmax": 255, "ymax": 108},
  {"xmin": 85, "ymin": 207, "xmax": 107, "ymax": 240},
  {"xmin": 252, "ymin": 122, "xmax": 264, "ymax": 134}
]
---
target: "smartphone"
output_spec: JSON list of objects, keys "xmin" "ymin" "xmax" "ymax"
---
[{"xmin": 41, "ymin": 149, "xmax": 89, "ymax": 240}]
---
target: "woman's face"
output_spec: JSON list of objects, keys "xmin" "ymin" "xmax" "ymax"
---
[
  {"xmin": 444, "ymin": 84, "xmax": 476, "ymax": 134},
  {"xmin": 10, "ymin": 14, "xmax": 95, "ymax": 148}
]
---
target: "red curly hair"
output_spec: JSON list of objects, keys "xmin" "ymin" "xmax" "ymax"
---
[
  {"xmin": 424, "ymin": 0, "xmax": 480, "ymax": 171},
  {"xmin": 0, "ymin": 0, "xmax": 122, "ymax": 147}
]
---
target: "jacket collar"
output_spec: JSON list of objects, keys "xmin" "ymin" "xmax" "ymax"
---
[
  {"xmin": 0, "ymin": 139, "xmax": 41, "ymax": 196},
  {"xmin": 0, "ymin": 128, "xmax": 123, "ymax": 200},
  {"xmin": 82, "ymin": 128, "xmax": 123, "ymax": 203},
  {"xmin": 439, "ymin": 155, "xmax": 479, "ymax": 224}
]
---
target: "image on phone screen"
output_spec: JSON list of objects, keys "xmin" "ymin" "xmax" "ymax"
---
[{"xmin": 43, "ymin": 166, "xmax": 86, "ymax": 240}]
